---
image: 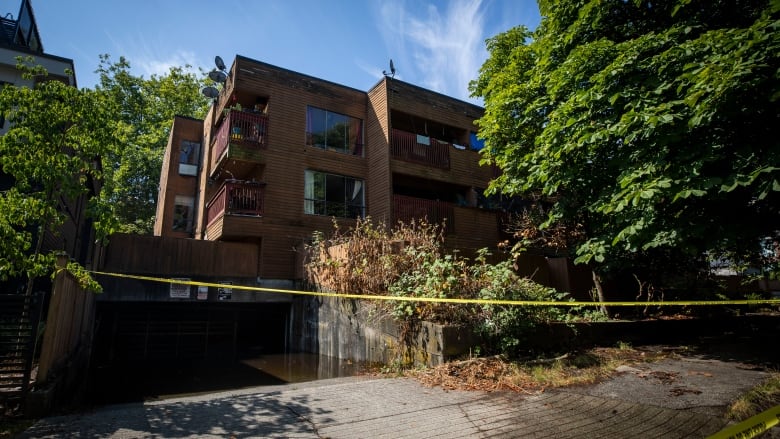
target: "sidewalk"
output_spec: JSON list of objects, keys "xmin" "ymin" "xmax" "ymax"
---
[{"xmin": 18, "ymin": 355, "xmax": 770, "ymax": 438}]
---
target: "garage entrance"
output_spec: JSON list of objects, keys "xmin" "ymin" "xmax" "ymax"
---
[{"xmin": 89, "ymin": 301, "xmax": 292, "ymax": 403}]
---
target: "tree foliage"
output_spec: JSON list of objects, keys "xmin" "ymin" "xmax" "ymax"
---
[
  {"xmin": 471, "ymin": 0, "xmax": 780, "ymax": 288},
  {"xmin": 95, "ymin": 55, "xmax": 209, "ymax": 234},
  {"xmin": 0, "ymin": 58, "xmax": 121, "ymax": 285}
]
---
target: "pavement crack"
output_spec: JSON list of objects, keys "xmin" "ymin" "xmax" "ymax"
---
[{"xmin": 286, "ymin": 405, "xmax": 322, "ymax": 438}]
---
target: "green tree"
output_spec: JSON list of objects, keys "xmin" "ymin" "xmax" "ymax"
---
[
  {"xmin": 471, "ymin": 0, "xmax": 780, "ymax": 294},
  {"xmin": 95, "ymin": 55, "xmax": 209, "ymax": 234},
  {"xmin": 0, "ymin": 58, "xmax": 121, "ymax": 289}
]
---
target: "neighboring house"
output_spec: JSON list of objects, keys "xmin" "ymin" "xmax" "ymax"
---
[
  {"xmin": 155, "ymin": 55, "xmax": 508, "ymax": 287},
  {"xmin": 0, "ymin": 0, "xmax": 95, "ymax": 269},
  {"xmin": 0, "ymin": 0, "xmax": 76, "ymax": 109}
]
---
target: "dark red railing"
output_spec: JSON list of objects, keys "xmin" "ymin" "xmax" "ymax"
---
[
  {"xmin": 206, "ymin": 181, "xmax": 266, "ymax": 226},
  {"xmin": 393, "ymin": 194, "xmax": 454, "ymax": 233},
  {"xmin": 212, "ymin": 110, "xmax": 269, "ymax": 165},
  {"xmin": 390, "ymin": 129, "xmax": 450, "ymax": 169}
]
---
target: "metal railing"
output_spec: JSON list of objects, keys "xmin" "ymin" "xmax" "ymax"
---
[
  {"xmin": 206, "ymin": 180, "xmax": 266, "ymax": 226},
  {"xmin": 0, "ymin": 293, "xmax": 42, "ymax": 410},
  {"xmin": 211, "ymin": 110, "xmax": 269, "ymax": 165},
  {"xmin": 390, "ymin": 128, "xmax": 451, "ymax": 169}
]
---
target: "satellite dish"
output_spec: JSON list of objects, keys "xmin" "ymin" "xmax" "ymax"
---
[
  {"xmin": 208, "ymin": 69, "xmax": 227, "ymax": 83},
  {"xmin": 383, "ymin": 58, "xmax": 396, "ymax": 78},
  {"xmin": 201, "ymin": 86, "xmax": 220, "ymax": 99},
  {"xmin": 215, "ymin": 56, "xmax": 226, "ymax": 71}
]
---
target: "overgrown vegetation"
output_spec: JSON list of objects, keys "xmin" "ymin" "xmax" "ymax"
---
[
  {"xmin": 406, "ymin": 344, "xmax": 674, "ymax": 393},
  {"xmin": 726, "ymin": 373, "xmax": 780, "ymax": 421},
  {"xmin": 471, "ymin": 0, "xmax": 780, "ymax": 296},
  {"xmin": 305, "ymin": 218, "xmax": 606, "ymax": 358}
]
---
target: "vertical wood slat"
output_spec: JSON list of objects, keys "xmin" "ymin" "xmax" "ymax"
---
[
  {"xmin": 390, "ymin": 128, "xmax": 450, "ymax": 169},
  {"xmin": 393, "ymin": 194, "xmax": 454, "ymax": 233},
  {"xmin": 37, "ymin": 256, "xmax": 94, "ymax": 385},
  {"xmin": 103, "ymin": 233, "xmax": 259, "ymax": 278}
]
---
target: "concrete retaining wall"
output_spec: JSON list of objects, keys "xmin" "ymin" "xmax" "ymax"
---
[{"xmin": 289, "ymin": 296, "xmax": 479, "ymax": 367}]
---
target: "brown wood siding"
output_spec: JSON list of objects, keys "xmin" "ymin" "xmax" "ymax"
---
[
  {"xmin": 389, "ymin": 146, "xmax": 493, "ymax": 189},
  {"xmin": 103, "ymin": 233, "xmax": 258, "ymax": 277},
  {"xmin": 366, "ymin": 80, "xmax": 392, "ymax": 223},
  {"xmin": 446, "ymin": 206, "xmax": 500, "ymax": 252},
  {"xmin": 154, "ymin": 116, "xmax": 203, "ymax": 238},
  {"xmin": 154, "ymin": 124, "xmax": 175, "ymax": 236},
  {"xmin": 387, "ymin": 80, "xmax": 482, "ymax": 131},
  {"xmin": 195, "ymin": 106, "xmax": 216, "ymax": 238}
]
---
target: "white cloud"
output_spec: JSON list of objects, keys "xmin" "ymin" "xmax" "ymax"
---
[
  {"xmin": 103, "ymin": 28, "xmax": 205, "ymax": 80},
  {"xmin": 136, "ymin": 50, "xmax": 201, "ymax": 78},
  {"xmin": 375, "ymin": 0, "xmax": 487, "ymax": 102}
]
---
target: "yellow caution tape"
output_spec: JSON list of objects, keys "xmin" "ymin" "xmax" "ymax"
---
[
  {"xmin": 89, "ymin": 270, "xmax": 780, "ymax": 307},
  {"xmin": 707, "ymin": 405, "xmax": 780, "ymax": 439}
]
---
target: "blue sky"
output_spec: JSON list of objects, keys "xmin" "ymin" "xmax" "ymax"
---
[{"xmin": 21, "ymin": 0, "xmax": 540, "ymax": 103}]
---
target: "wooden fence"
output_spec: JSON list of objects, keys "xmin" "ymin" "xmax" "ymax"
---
[
  {"xmin": 0, "ymin": 292, "xmax": 42, "ymax": 411},
  {"xmin": 35, "ymin": 256, "xmax": 95, "ymax": 387},
  {"xmin": 102, "ymin": 233, "xmax": 259, "ymax": 277}
]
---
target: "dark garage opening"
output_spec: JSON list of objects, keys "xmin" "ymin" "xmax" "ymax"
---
[{"xmin": 89, "ymin": 301, "xmax": 291, "ymax": 404}]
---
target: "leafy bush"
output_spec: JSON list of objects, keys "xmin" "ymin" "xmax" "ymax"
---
[{"xmin": 305, "ymin": 219, "xmax": 588, "ymax": 358}]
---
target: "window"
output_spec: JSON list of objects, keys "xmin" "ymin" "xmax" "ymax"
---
[
  {"xmin": 306, "ymin": 106, "xmax": 363, "ymax": 155},
  {"xmin": 179, "ymin": 140, "xmax": 200, "ymax": 176},
  {"xmin": 173, "ymin": 195, "xmax": 194, "ymax": 232},
  {"xmin": 304, "ymin": 170, "xmax": 365, "ymax": 218}
]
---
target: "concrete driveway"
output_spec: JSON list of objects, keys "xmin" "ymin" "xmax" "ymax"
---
[{"xmin": 18, "ymin": 352, "xmax": 772, "ymax": 438}]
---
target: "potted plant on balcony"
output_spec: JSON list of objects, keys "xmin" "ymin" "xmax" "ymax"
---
[{"xmin": 224, "ymin": 103, "xmax": 243, "ymax": 140}]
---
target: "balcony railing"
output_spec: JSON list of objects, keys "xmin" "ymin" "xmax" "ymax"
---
[
  {"xmin": 391, "ymin": 129, "xmax": 450, "ymax": 169},
  {"xmin": 211, "ymin": 110, "xmax": 269, "ymax": 165},
  {"xmin": 393, "ymin": 194, "xmax": 454, "ymax": 233},
  {"xmin": 206, "ymin": 180, "xmax": 266, "ymax": 226}
]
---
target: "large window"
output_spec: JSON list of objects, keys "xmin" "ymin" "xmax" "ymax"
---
[
  {"xmin": 179, "ymin": 140, "xmax": 200, "ymax": 176},
  {"xmin": 306, "ymin": 106, "xmax": 363, "ymax": 155},
  {"xmin": 304, "ymin": 170, "xmax": 365, "ymax": 218},
  {"xmin": 173, "ymin": 195, "xmax": 194, "ymax": 232}
]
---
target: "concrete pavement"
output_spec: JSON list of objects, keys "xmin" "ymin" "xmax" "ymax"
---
[{"xmin": 18, "ymin": 355, "xmax": 770, "ymax": 438}]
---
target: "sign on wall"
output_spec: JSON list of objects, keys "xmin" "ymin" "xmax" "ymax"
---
[
  {"xmin": 170, "ymin": 278, "xmax": 191, "ymax": 298},
  {"xmin": 197, "ymin": 285, "xmax": 208, "ymax": 300},
  {"xmin": 218, "ymin": 281, "xmax": 232, "ymax": 301}
]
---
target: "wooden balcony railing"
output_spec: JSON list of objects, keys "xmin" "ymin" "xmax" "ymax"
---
[
  {"xmin": 390, "ymin": 129, "xmax": 450, "ymax": 169},
  {"xmin": 393, "ymin": 194, "xmax": 454, "ymax": 233},
  {"xmin": 206, "ymin": 180, "xmax": 266, "ymax": 226},
  {"xmin": 211, "ymin": 110, "xmax": 269, "ymax": 165}
]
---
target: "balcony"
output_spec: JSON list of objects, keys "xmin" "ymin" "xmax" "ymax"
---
[
  {"xmin": 393, "ymin": 194, "xmax": 454, "ymax": 233},
  {"xmin": 390, "ymin": 129, "xmax": 450, "ymax": 169},
  {"xmin": 206, "ymin": 180, "xmax": 266, "ymax": 227},
  {"xmin": 211, "ymin": 110, "xmax": 269, "ymax": 169}
]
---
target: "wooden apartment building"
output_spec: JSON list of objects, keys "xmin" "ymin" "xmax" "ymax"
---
[{"xmin": 154, "ymin": 55, "xmax": 508, "ymax": 285}]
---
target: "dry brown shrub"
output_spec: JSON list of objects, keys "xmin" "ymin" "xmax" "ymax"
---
[{"xmin": 304, "ymin": 217, "xmax": 444, "ymax": 297}]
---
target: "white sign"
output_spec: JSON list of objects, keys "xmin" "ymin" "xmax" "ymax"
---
[
  {"xmin": 197, "ymin": 285, "xmax": 208, "ymax": 300},
  {"xmin": 170, "ymin": 278, "xmax": 191, "ymax": 298},
  {"xmin": 218, "ymin": 281, "xmax": 232, "ymax": 301}
]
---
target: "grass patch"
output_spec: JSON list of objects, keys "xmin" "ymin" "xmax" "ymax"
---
[{"xmin": 726, "ymin": 372, "xmax": 780, "ymax": 421}]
